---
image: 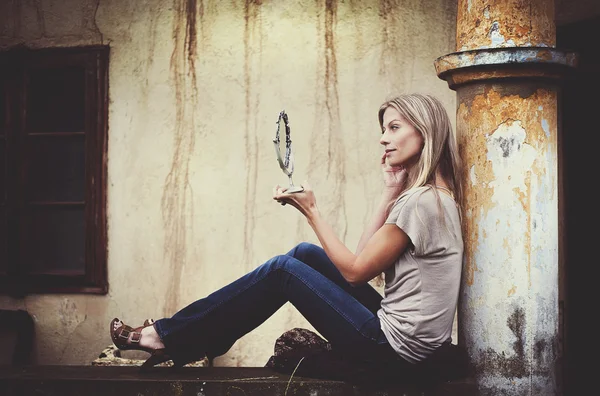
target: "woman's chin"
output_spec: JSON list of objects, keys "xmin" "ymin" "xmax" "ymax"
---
[{"xmin": 388, "ymin": 159, "xmax": 404, "ymax": 168}]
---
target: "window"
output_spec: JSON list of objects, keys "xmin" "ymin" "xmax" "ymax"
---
[{"xmin": 0, "ymin": 46, "xmax": 109, "ymax": 294}]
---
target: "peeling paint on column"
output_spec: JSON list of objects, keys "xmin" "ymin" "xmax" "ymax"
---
[
  {"xmin": 435, "ymin": 2, "xmax": 571, "ymax": 388},
  {"xmin": 456, "ymin": 0, "xmax": 556, "ymax": 51},
  {"xmin": 308, "ymin": 0, "xmax": 347, "ymax": 241},
  {"xmin": 161, "ymin": 0, "xmax": 200, "ymax": 315},
  {"xmin": 242, "ymin": 0, "xmax": 262, "ymax": 271},
  {"xmin": 457, "ymin": 85, "xmax": 559, "ymax": 393}
]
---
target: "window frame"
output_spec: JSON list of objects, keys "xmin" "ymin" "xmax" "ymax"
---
[{"xmin": 0, "ymin": 45, "xmax": 109, "ymax": 295}]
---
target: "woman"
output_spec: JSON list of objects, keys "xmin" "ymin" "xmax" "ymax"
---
[{"xmin": 110, "ymin": 93, "xmax": 464, "ymax": 376}]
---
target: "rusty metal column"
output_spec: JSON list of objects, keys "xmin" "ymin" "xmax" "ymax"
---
[{"xmin": 434, "ymin": 1, "xmax": 576, "ymax": 395}]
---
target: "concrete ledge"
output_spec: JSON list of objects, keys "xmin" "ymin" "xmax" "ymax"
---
[{"xmin": 0, "ymin": 365, "xmax": 478, "ymax": 396}]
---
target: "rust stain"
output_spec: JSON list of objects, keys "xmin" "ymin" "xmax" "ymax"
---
[
  {"xmin": 521, "ymin": 172, "xmax": 532, "ymax": 287},
  {"xmin": 378, "ymin": 0, "xmax": 395, "ymax": 76},
  {"xmin": 242, "ymin": 0, "xmax": 263, "ymax": 271},
  {"xmin": 162, "ymin": 0, "xmax": 201, "ymax": 315},
  {"xmin": 324, "ymin": 0, "xmax": 337, "ymax": 169},
  {"xmin": 458, "ymin": 86, "xmax": 557, "ymax": 287},
  {"xmin": 140, "ymin": 1, "xmax": 162, "ymax": 103},
  {"xmin": 457, "ymin": 98, "xmax": 494, "ymax": 286},
  {"xmin": 502, "ymin": 236, "xmax": 510, "ymax": 259},
  {"xmin": 377, "ymin": 0, "xmax": 411, "ymax": 90},
  {"xmin": 346, "ymin": 0, "xmax": 370, "ymax": 234},
  {"xmin": 456, "ymin": 0, "xmax": 555, "ymax": 50},
  {"xmin": 185, "ymin": 0, "xmax": 199, "ymax": 93},
  {"xmin": 307, "ymin": 0, "xmax": 347, "ymax": 243},
  {"xmin": 348, "ymin": 0, "xmax": 366, "ymax": 57},
  {"xmin": 507, "ymin": 285, "xmax": 517, "ymax": 296},
  {"xmin": 535, "ymin": 50, "xmax": 552, "ymax": 61},
  {"xmin": 446, "ymin": 68, "xmax": 565, "ymax": 89}
]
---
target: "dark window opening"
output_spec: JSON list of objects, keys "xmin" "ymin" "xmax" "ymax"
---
[{"xmin": 0, "ymin": 46, "xmax": 109, "ymax": 295}]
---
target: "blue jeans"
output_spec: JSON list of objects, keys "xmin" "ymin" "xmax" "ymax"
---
[{"xmin": 154, "ymin": 242, "xmax": 399, "ymax": 363}]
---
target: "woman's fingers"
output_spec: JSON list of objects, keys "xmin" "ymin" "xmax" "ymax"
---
[
  {"xmin": 273, "ymin": 181, "xmax": 312, "ymax": 210},
  {"xmin": 272, "ymin": 185, "xmax": 287, "ymax": 197},
  {"xmin": 273, "ymin": 184, "xmax": 289, "ymax": 205}
]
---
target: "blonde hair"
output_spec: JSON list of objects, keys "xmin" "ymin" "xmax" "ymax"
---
[{"xmin": 378, "ymin": 94, "xmax": 463, "ymax": 209}]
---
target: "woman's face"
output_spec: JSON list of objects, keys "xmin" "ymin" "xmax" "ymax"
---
[{"xmin": 380, "ymin": 106, "xmax": 424, "ymax": 168}]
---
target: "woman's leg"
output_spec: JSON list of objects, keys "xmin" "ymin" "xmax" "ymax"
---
[
  {"xmin": 285, "ymin": 242, "xmax": 383, "ymax": 314},
  {"xmin": 153, "ymin": 250, "xmax": 391, "ymax": 362}
]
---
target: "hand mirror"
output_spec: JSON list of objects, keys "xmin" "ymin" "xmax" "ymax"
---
[{"xmin": 273, "ymin": 110, "xmax": 304, "ymax": 193}]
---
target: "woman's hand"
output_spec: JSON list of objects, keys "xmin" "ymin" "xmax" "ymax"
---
[
  {"xmin": 273, "ymin": 181, "xmax": 318, "ymax": 219},
  {"xmin": 381, "ymin": 152, "xmax": 407, "ymax": 193}
]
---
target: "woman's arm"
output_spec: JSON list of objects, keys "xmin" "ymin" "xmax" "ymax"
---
[
  {"xmin": 356, "ymin": 154, "xmax": 407, "ymax": 254},
  {"xmin": 273, "ymin": 182, "xmax": 410, "ymax": 286},
  {"xmin": 355, "ymin": 189, "xmax": 401, "ymax": 255},
  {"xmin": 307, "ymin": 205, "xmax": 410, "ymax": 286}
]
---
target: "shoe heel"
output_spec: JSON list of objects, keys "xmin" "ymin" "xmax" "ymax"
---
[{"xmin": 140, "ymin": 350, "xmax": 172, "ymax": 371}]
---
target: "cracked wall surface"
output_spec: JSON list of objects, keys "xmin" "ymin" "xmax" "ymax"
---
[{"xmin": 0, "ymin": 0, "xmax": 457, "ymax": 366}]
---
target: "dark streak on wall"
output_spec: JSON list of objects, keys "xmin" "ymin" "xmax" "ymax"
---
[
  {"xmin": 308, "ymin": 0, "xmax": 347, "ymax": 242},
  {"xmin": 379, "ymin": 0, "xmax": 399, "ymax": 77},
  {"xmin": 378, "ymin": 0, "xmax": 392, "ymax": 76},
  {"xmin": 242, "ymin": 0, "xmax": 262, "ymax": 271},
  {"xmin": 378, "ymin": 0, "xmax": 412, "ymax": 94},
  {"xmin": 92, "ymin": 0, "xmax": 104, "ymax": 43},
  {"xmin": 162, "ymin": 0, "xmax": 200, "ymax": 315},
  {"xmin": 479, "ymin": 307, "xmax": 528, "ymax": 379},
  {"xmin": 324, "ymin": 0, "xmax": 339, "ymax": 153},
  {"xmin": 142, "ymin": 2, "xmax": 160, "ymax": 92},
  {"xmin": 185, "ymin": 0, "xmax": 198, "ymax": 92}
]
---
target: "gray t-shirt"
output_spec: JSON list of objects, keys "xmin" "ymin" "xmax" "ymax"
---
[{"xmin": 377, "ymin": 186, "xmax": 463, "ymax": 363}]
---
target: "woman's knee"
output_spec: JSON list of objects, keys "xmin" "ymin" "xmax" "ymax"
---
[
  {"xmin": 287, "ymin": 242, "xmax": 320, "ymax": 260},
  {"xmin": 256, "ymin": 255, "xmax": 309, "ymax": 284},
  {"xmin": 263, "ymin": 254, "xmax": 298, "ymax": 272}
]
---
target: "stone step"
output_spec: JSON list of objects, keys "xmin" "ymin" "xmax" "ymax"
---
[{"xmin": 0, "ymin": 365, "xmax": 477, "ymax": 396}]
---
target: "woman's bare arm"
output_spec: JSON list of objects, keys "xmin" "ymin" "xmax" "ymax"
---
[
  {"xmin": 307, "ymin": 206, "xmax": 410, "ymax": 286},
  {"xmin": 355, "ymin": 189, "xmax": 400, "ymax": 255},
  {"xmin": 274, "ymin": 182, "xmax": 410, "ymax": 286}
]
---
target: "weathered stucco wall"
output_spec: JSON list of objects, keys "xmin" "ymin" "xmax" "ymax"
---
[{"xmin": 0, "ymin": 0, "xmax": 457, "ymax": 366}]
